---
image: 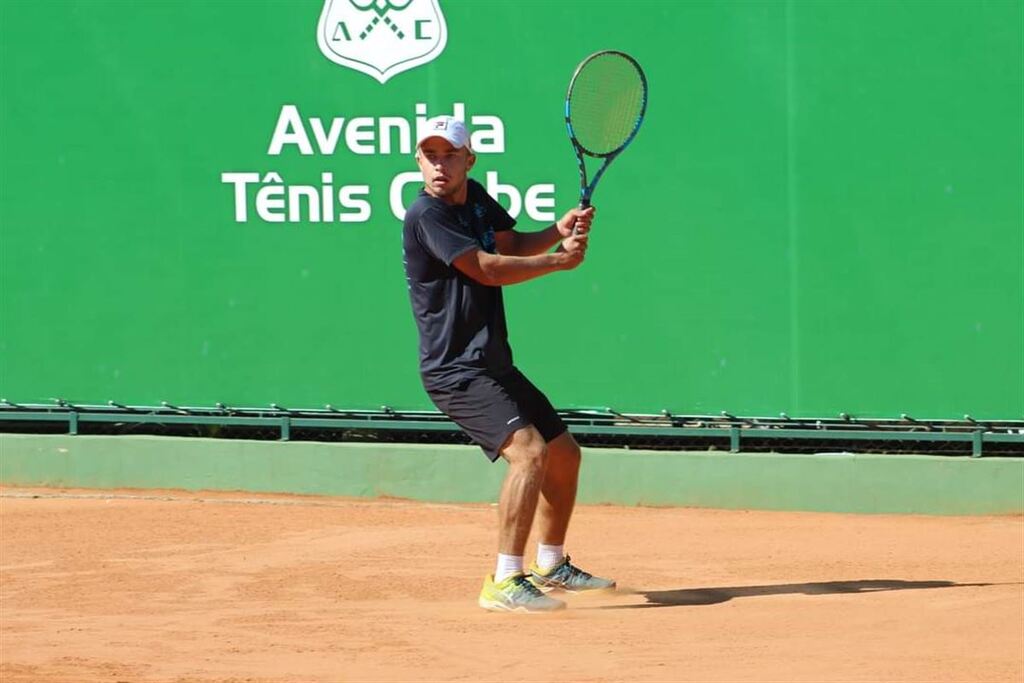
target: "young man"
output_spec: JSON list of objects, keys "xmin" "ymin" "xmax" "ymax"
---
[{"xmin": 402, "ymin": 116, "xmax": 615, "ymax": 613}]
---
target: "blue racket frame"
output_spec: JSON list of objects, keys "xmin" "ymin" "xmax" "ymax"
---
[{"xmin": 564, "ymin": 50, "xmax": 649, "ymax": 208}]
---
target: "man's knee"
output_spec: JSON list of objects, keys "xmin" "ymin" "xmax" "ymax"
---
[
  {"xmin": 549, "ymin": 432, "xmax": 582, "ymax": 468},
  {"xmin": 500, "ymin": 426, "xmax": 548, "ymax": 470}
]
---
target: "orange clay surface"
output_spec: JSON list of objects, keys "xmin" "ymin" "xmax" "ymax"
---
[{"xmin": 1, "ymin": 486, "xmax": 1022, "ymax": 683}]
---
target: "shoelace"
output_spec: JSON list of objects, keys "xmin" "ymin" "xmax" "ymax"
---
[
  {"xmin": 509, "ymin": 575, "xmax": 545, "ymax": 599},
  {"xmin": 556, "ymin": 556, "xmax": 593, "ymax": 582}
]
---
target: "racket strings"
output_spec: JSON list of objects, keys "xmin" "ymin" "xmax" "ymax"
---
[{"xmin": 568, "ymin": 53, "xmax": 645, "ymax": 156}]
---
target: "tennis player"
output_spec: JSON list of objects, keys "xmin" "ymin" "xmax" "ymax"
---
[{"xmin": 402, "ymin": 116, "xmax": 615, "ymax": 612}]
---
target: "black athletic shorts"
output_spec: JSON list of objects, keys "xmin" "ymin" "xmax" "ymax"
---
[{"xmin": 425, "ymin": 367, "xmax": 568, "ymax": 462}]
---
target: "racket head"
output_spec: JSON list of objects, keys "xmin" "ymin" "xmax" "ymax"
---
[{"xmin": 565, "ymin": 50, "xmax": 648, "ymax": 159}]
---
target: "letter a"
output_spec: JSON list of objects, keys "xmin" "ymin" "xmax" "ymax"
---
[{"xmin": 333, "ymin": 22, "xmax": 351, "ymax": 41}]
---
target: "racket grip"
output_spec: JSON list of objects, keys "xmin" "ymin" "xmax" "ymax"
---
[{"xmin": 573, "ymin": 197, "xmax": 591, "ymax": 235}]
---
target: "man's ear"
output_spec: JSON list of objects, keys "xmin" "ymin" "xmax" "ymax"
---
[{"xmin": 466, "ymin": 151, "xmax": 476, "ymax": 171}]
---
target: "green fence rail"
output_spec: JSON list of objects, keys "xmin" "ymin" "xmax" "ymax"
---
[{"xmin": 2, "ymin": 402, "xmax": 1021, "ymax": 458}]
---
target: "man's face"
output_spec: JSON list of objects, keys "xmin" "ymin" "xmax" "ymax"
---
[{"xmin": 416, "ymin": 137, "xmax": 475, "ymax": 202}]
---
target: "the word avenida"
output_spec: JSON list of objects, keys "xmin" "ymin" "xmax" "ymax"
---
[
  {"xmin": 267, "ymin": 103, "xmax": 502, "ymax": 155},
  {"xmin": 221, "ymin": 103, "xmax": 557, "ymax": 224}
]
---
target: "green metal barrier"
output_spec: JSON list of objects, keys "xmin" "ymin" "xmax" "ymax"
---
[{"xmin": 3, "ymin": 402, "xmax": 1021, "ymax": 457}]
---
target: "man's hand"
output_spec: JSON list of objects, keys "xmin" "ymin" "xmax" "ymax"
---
[
  {"xmin": 556, "ymin": 206, "xmax": 596, "ymax": 237},
  {"xmin": 556, "ymin": 232, "xmax": 588, "ymax": 270}
]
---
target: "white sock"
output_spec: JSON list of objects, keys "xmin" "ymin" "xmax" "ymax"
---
[
  {"xmin": 494, "ymin": 554, "xmax": 523, "ymax": 582},
  {"xmin": 536, "ymin": 543, "xmax": 565, "ymax": 571}
]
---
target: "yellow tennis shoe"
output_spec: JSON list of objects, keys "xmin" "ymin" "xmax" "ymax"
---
[
  {"xmin": 478, "ymin": 572, "xmax": 566, "ymax": 612},
  {"xmin": 528, "ymin": 555, "xmax": 616, "ymax": 593}
]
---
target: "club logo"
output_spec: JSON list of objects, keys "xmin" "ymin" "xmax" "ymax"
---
[{"xmin": 317, "ymin": 0, "xmax": 447, "ymax": 84}]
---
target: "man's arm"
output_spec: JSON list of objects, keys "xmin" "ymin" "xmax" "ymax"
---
[
  {"xmin": 495, "ymin": 207, "xmax": 595, "ymax": 257},
  {"xmin": 453, "ymin": 233, "xmax": 588, "ymax": 286}
]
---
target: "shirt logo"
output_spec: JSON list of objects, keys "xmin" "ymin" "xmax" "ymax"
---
[
  {"xmin": 317, "ymin": 0, "xmax": 448, "ymax": 84},
  {"xmin": 471, "ymin": 203, "xmax": 496, "ymax": 253},
  {"xmin": 480, "ymin": 227, "xmax": 496, "ymax": 254}
]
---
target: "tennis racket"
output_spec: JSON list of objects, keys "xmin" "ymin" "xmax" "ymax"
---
[{"xmin": 565, "ymin": 50, "xmax": 648, "ymax": 222}]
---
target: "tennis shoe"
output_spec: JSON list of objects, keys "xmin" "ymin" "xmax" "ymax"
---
[
  {"xmin": 528, "ymin": 555, "xmax": 616, "ymax": 593},
  {"xmin": 478, "ymin": 572, "xmax": 566, "ymax": 612}
]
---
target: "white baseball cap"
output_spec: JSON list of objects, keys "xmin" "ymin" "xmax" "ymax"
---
[{"xmin": 417, "ymin": 115, "xmax": 471, "ymax": 151}]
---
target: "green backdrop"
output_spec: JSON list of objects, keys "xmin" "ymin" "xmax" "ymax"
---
[{"xmin": 1, "ymin": 0, "xmax": 1021, "ymax": 418}]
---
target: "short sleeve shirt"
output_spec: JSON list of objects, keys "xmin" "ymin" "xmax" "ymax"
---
[{"xmin": 402, "ymin": 179, "xmax": 517, "ymax": 391}]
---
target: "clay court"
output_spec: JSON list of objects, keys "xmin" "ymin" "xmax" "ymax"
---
[{"xmin": 1, "ymin": 487, "xmax": 1021, "ymax": 682}]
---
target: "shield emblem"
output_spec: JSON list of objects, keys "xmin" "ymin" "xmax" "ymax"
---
[{"xmin": 317, "ymin": 0, "xmax": 448, "ymax": 84}]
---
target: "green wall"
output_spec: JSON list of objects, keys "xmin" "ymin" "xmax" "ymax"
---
[
  {"xmin": 2, "ymin": 434, "xmax": 1022, "ymax": 515},
  {"xmin": 1, "ymin": 0, "xmax": 1021, "ymax": 418}
]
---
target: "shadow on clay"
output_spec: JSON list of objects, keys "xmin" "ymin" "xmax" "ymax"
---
[{"xmin": 586, "ymin": 579, "xmax": 1010, "ymax": 609}]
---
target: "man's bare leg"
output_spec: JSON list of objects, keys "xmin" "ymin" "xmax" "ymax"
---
[
  {"xmin": 478, "ymin": 426, "xmax": 565, "ymax": 612},
  {"xmin": 527, "ymin": 432, "xmax": 615, "ymax": 592},
  {"xmin": 535, "ymin": 431, "xmax": 582, "ymax": 546},
  {"xmin": 497, "ymin": 426, "xmax": 548, "ymax": 556}
]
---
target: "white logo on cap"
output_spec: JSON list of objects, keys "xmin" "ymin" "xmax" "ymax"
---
[{"xmin": 317, "ymin": 0, "xmax": 448, "ymax": 84}]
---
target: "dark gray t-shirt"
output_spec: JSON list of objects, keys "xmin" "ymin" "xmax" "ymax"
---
[{"xmin": 402, "ymin": 179, "xmax": 517, "ymax": 391}]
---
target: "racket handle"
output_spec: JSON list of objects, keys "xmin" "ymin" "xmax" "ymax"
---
[{"xmin": 573, "ymin": 197, "xmax": 591, "ymax": 235}]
